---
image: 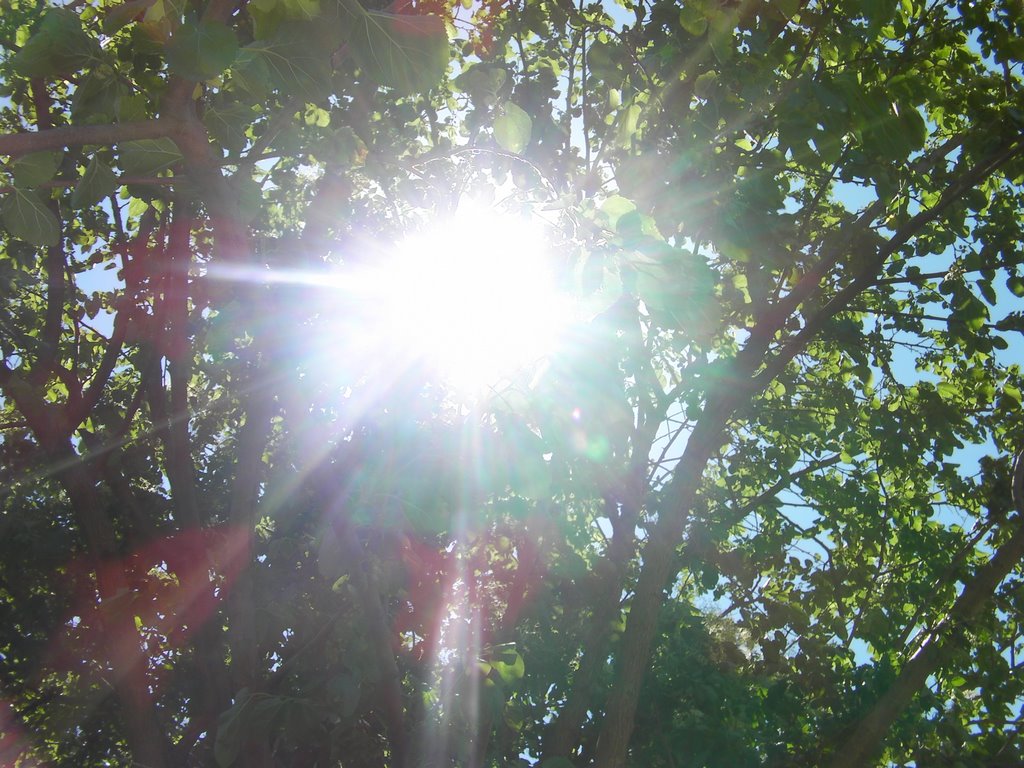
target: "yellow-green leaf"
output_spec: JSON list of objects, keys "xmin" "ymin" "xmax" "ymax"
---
[{"xmin": 493, "ymin": 102, "xmax": 532, "ymax": 154}]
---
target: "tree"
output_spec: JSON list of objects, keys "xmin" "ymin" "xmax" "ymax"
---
[{"xmin": 1, "ymin": 0, "xmax": 1024, "ymax": 765}]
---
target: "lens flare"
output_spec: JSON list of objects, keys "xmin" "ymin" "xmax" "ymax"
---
[{"xmin": 360, "ymin": 200, "xmax": 570, "ymax": 393}]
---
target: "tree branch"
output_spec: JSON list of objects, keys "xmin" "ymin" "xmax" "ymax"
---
[
  {"xmin": 0, "ymin": 120, "xmax": 177, "ymax": 157},
  {"xmin": 826, "ymin": 448, "xmax": 1024, "ymax": 768},
  {"xmin": 162, "ymin": 198, "xmax": 202, "ymax": 530},
  {"xmin": 754, "ymin": 138, "xmax": 1024, "ymax": 393},
  {"xmin": 591, "ymin": 135, "xmax": 1024, "ymax": 768},
  {"xmin": 0, "ymin": 362, "xmax": 171, "ymax": 768},
  {"xmin": 65, "ymin": 305, "xmax": 129, "ymax": 431}
]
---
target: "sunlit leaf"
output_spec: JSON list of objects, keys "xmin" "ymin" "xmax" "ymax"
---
[
  {"xmin": 341, "ymin": 0, "xmax": 449, "ymax": 94},
  {"xmin": 493, "ymin": 102, "xmax": 532, "ymax": 153}
]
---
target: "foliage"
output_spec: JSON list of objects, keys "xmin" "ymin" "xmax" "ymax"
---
[{"xmin": 1, "ymin": 0, "xmax": 1024, "ymax": 766}]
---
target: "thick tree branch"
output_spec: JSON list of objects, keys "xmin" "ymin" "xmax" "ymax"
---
[
  {"xmin": 753, "ymin": 138, "xmax": 1024, "ymax": 393},
  {"xmin": 594, "ymin": 397, "xmax": 738, "ymax": 768},
  {"xmin": 0, "ymin": 120, "xmax": 176, "ymax": 157},
  {"xmin": 592, "ymin": 137, "xmax": 1024, "ymax": 768},
  {"xmin": 65, "ymin": 306, "xmax": 129, "ymax": 431},
  {"xmin": 26, "ymin": 79, "xmax": 68, "ymax": 381},
  {"xmin": 544, "ymin": 463, "xmax": 650, "ymax": 759},
  {"xmin": 748, "ymin": 130, "xmax": 969, "ymax": 354},
  {"xmin": 0, "ymin": 363, "xmax": 171, "ymax": 768},
  {"xmin": 161, "ymin": 199, "xmax": 202, "ymax": 530},
  {"xmin": 225, "ymin": 359, "xmax": 275, "ymax": 764},
  {"xmin": 826, "ymin": 448, "xmax": 1024, "ymax": 768},
  {"xmin": 339, "ymin": 519, "xmax": 409, "ymax": 768}
]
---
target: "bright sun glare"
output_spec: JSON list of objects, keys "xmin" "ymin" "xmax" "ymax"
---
[{"xmin": 361, "ymin": 201, "xmax": 570, "ymax": 392}]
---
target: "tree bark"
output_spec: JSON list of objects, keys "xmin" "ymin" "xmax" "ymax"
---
[
  {"xmin": 0, "ymin": 120, "xmax": 176, "ymax": 157},
  {"xmin": 591, "ymin": 138, "xmax": 1024, "ymax": 768},
  {"xmin": 825, "ymin": 449, "xmax": 1024, "ymax": 768}
]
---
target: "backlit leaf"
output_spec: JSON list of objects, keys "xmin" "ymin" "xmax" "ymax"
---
[
  {"xmin": 1, "ymin": 189, "xmax": 61, "ymax": 246},
  {"xmin": 10, "ymin": 151, "xmax": 63, "ymax": 188},
  {"xmin": 342, "ymin": 0, "xmax": 449, "ymax": 94},
  {"xmin": 119, "ymin": 138, "xmax": 183, "ymax": 176},
  {"xmin": 493, "ymin": 102, "xmax": 532, "ymax": 153},
  {"xmin": 204, "ymin": 103, "xmax": 257, "ymax": 155},
  {"xmin": 678, "ymin": 3, "xmax": 708, "ymax": 36},
  {"xmin": 10, "ymin": 9, "xmax": 102, "ymax": 78},
  {"xmin": 166, "ymin": 21, "xmax": 240, "ymax": 81},
  {"xmin": 71, "ymin": 156, "xmax": 118, "ymax": 209},
  {"xmin": 103, "ymin": 0, "xmax": 157, "ymax": 34},
  {"xmin": 245, "ymin": 22, "xmax": 334, "ymax": 101}
]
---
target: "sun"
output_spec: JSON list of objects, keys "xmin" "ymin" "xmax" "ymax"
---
[{"xmin": 359, "ymin": 200, "xmax": 571, "ymax": 393}]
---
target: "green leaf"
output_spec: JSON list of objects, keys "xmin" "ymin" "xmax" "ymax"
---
[
  {"xmin": 454, "ymin": 63, "xmax": 507, "ymax": 104},
  {"xmin": 775, "ymin": 0, "xmax": 801, "ymax": 18},
  {"xmin": 232, "ymin": 174, "xmax": 264, "ymax": 222},
  {"xmin": 317, "ymin": 126, "xmax": 368, "ymax": 168},
  {"xmin": 693, "ymin": 70, "xmax": 718, "ymax": 100},
  {"xmin": 229, "ymin": 49, "xmax": 272, "ymax": 102},
  {"xmin": 119, "ymin": 138, "xmax": 183, "ymax": 176},
  {"xmin": 1, "ymin": 189, "xmax": 61, "ymax": 246},
  {"xmin": 898, "ymin": 106, "xmax": 927, "ymax": 151},
  {"xmin": 708, "ymin": 13, "xmax": 737, "ymax": 63},
  {"xmin": 1007, "ymin": 276, "xmax": 1024, "ymax": 297},
  {"xmin": 326, "ymin": 671, "xmax": 361, "ymax": 719},
  {"xmin": 71, "ymin": 156, "xmax": 118, "ymax": 209},
  {"xmin": 10, "ymin": 151, "xmax": 63, "ymax": 187},
  {"xmin": 861, "ymin": 0, "xmax": 894, "ymax": 29},
  {"xmin": 678, "ymin": 4, "xmax": 708, "ymax": 36},
  {"xmin": 600, "ymin": 195, "xmax": 637, "ymax": 229},
  {"xmin": 616, "ymin": 102, "xmax": 642, "ymax": 148},
  {"xmin": 103, "ymin": 0, "xmax": 157, "ymax": 34},
  {"xmin": 204, "ymin": 103, "xmax": 257, "ymax": 155},
  {"xmin": 246, "ymin": 22, "xmax": 334, "ymax": 101},
  {"xmin": 11, "ymin": 9, "xmax": 102, "ymax": 78},
  {"xmin": 490, "ymin": 649, "xmax": 525, "ymax": 685},
  {"xmin": 214, "ymin": 692, "xmax": 252, "ymax": 768},
  {"xmin": 342, "ymin": 0, "xmax": 449, "ymax": 94},
  {"xmin": 493, "ymin": 102, "xmax": 532, "ymax": 153},
  {"xmin": 166, "ymin": 21, "xmax": 240, "ymax": 81},
  {"xmin": 213, "ymin": 692, "xmax": 283, "ymax": 768}
]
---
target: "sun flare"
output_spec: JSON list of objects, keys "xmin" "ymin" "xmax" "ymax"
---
[{"xmin": 361, "ymin": 201, "xmax": 570, "ymax": 392}]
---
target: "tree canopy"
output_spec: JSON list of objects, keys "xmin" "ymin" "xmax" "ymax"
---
[{"xmin": 1, "ymin": 0, "xmax": 1024, "ymax": 766}]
